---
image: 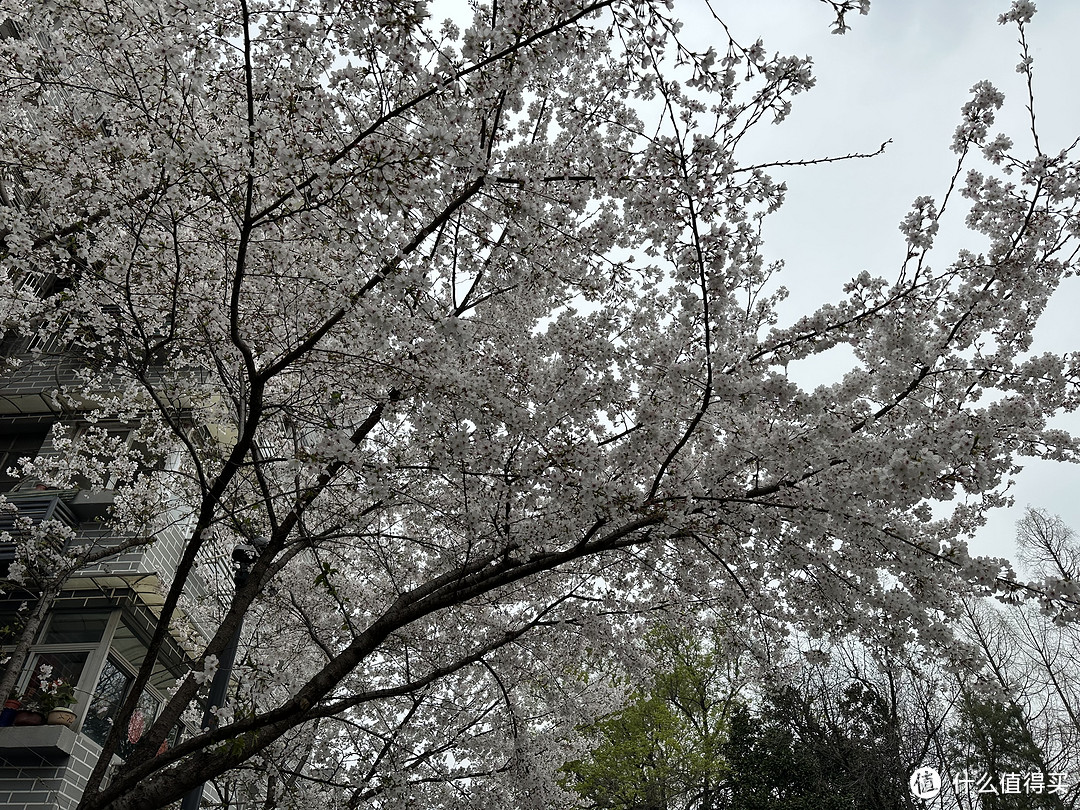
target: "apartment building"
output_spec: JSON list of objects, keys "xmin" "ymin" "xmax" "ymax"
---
[{"xmin": 0, "ymin": 338, "xmax": 201, "ymax": 809}]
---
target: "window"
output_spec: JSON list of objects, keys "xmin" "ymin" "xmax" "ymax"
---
[
  {"xmin": 0, "ymin": 420, "xmax": 159, "ymax": 494},
  {"xmin": 1, "ymin": 605, "xmax": 189, "ymax": 756},
  {"xmin": 67, "ymin": 423, "xmax": 166, "ymax": 492},
  {"xmin": 2, "ymin": 268, "xmax": 75, "ymax": 356},
  {"xmin": 12, "ymin": 610, "xmax": 113, "ymax": 716},
  {"xmin": 42, "ymin": 612, "xmax": 110, "ymax": 644},
  {"xmin": 0, "ymin": 426, "xmax": 50, "ymax": 491},
  {"xmin": 81, "ymin": 622, "xmax": 183, "ymax": 757},
  {"xmin": 81, "ymin": 656, "xmax": 166, "ymax": 757},
  {"xmin": 25, "ymin": 315, "xmax": 73, "ymax": 355},
  {"xmin": 21, "ymin": 650, "xmax": 90, "ymax": 705},
  {"xmin": 81, "ymin": 655, "xmax": 132, "ymax": 747}
]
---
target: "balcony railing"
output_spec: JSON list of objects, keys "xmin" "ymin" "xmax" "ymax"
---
[{"xmin": 0, "ymin": 491, "xmax": 79, "ymax": 534}]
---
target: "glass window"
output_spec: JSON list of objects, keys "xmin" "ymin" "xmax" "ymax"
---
[
  {"xmin": 29, "ymin": 650, "xmax": 89, "ymax": 686},
  {"xmin": 82, "ymin": 656, "xmax": 164, "ymax": 759},
  {"xmin": 109, "ymin": 621, "xmax": 146, "ymax": 669},
  {"xmin": 42, "ymin": 611, "xmax": 109, "ymax": 644},
  {"xmin": 81, "ymin": 656, "xmax": 133, "ymax": 748},
  {"xmin": 22, "ymin": 650, "xmax": 89, "ymax": 707},
  {"xmin": 119, "ymin": 688, "xmax": 161, "ymax": 759},
  {"xmin": 110, "ymin": 620, "xmax": 176, "ymax": 692},
  {"xmin": 0, "ymin": 427, "xmax": 49, "ymax": 491}
]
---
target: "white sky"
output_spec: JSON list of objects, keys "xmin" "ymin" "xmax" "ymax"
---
[{"xmin": 701, "ymin": 0, "xmax": 1080, "ymax": 564}]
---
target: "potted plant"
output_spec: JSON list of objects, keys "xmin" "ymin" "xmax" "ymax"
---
[
  {"xmin": 38, "ymin": 676, "xmax": 78, "ymax": 727},
  {"xmin": 18, "ymin": 665, "xmax": 78, "ymax": 728},
  {"xmin": 12, "ymin": 691, "xmax": 44, "ymax": 726},
  {"xmin": 0, "ymin": 696, "xmax": 22, "ymax": 727}
]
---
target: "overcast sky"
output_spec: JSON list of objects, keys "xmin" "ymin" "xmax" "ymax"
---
[{"xmin": 693, "ymin": 0, "xmax": 1080, "ymax": 565}]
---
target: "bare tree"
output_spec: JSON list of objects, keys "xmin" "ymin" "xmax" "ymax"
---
[{"xmin": 1017, "ymin": 508, "xmax": 1080, "ymax": 583}]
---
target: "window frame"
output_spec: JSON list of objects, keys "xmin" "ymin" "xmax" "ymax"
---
[
  {"xmin": 15, "ymin": 609, "xmax": 120, "ymax": 718},
  {"xmin": 3, "ymin": 606, "xmax": 188, "ymax": 757}
]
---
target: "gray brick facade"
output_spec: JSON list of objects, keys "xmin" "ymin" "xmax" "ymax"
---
[
  {"xmin": 1, "ymin": 350, "xmax": 197, "ymax": 809},
  {"xmin": 0, "ymin": 725, "xmax": 133, "ymax": 810}
]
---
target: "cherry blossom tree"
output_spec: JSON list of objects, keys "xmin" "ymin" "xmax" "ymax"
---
[{"xmin": 0, "ymin": 0, "xmax": 1077, "ymax": 806}]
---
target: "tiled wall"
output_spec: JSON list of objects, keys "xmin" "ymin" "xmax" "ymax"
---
[{"xmin": 0, "ymin": 727, "xmax": 105, "ymax": 810}]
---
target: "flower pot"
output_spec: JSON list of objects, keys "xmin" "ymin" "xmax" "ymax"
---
[
  {"xmin": 12, "ymin": 710, "xmax": 44, "ymax": 726},
  {"xmin": 0, "ymin": 699, "xmax": 20, "ymax": 727},
  {"xmin": 46, "ymin": 708, "xmax": 77, "ymax": 727}
]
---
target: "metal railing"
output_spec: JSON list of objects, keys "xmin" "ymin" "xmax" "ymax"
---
[{"xmin": 0, "ymin": 491, "xmax": 79, "ymax": 533}]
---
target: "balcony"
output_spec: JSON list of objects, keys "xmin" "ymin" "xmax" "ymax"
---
[
  {"xmin": 0, "ymin": 491, "xmax": 79, "ymax": 534},
  {"xmin": 0, "ymin": 724, "xmax": 78, "ymax": 764},
  {"xmin": 0, "ymin": 490, "xmax": 134, "ymax": 573}
]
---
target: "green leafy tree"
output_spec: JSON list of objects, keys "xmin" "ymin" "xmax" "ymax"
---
[
  {"xmin": 562, "ymin": 633, "xmax": 918, "ymax": 810},
  {"xmin": 0, "ymin": 0, "xmax": 1076, "ymax": 804},
  {"xmin": 721, "ymin": 681, "xmax": 913, "ymax": 810},
  {"xmin": 561, "ymin": 630, "xmax": 739, "ymax": 810},
  {"xmin": 949, "ymin": 694, "xmax": 1066, "ymax": 810}
]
